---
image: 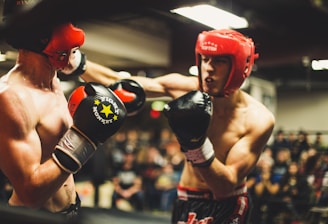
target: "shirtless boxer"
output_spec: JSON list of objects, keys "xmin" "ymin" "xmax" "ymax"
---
[
  {"xmin": 81, "ymin": 29, "xmax": 275, "ymax": 223},
  {"xmin": 0, "ymin": 0, "xmax": 126, "ymax": 220}
]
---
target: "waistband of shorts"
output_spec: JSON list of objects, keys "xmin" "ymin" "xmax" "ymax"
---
[
  {"xmin": 56, "ymin": 192, "xmax": 81, "ymax": 216},
  {"xmin": 50, "ymin": 193, "xmax": 81, "ymax": 217},
  {"xmin": 8, "ymin": 193, "xmax": 81, "ymax": 218},
  {"xmin": 177, "ymin": 184, "xmax": 247, "ymax": 201}
]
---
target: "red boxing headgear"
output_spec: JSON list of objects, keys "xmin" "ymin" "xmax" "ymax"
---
[
  {"xmin": 195, "ymin": 29, "xmax": 259, "ymax": 96},
  {"xmin": 43, "ymin": 23, "xmax": 85, "ymax": 69}
]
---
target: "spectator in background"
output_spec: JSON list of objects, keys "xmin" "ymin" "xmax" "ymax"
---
[
  {"xmin": 253, "ymin": 162, "xmax": 279, "ymax": 224},
  {"xmin": 303, "ymin": 151, "xmax": 322, "ymax": 203},
  {"xmin": 271, "ymin": 148, "xmax": 291, "ymax": 184},
  {"xmin": 126, "ymin": 129, "xmax": 141, "ymax": 153},
  {"xmin": 107, "ymin": 131, "xmax": 128, "ymax": 171},
  {"xmin": 312, "ymin": 132, "xmax": 326, "ymax": 153},
  {"xmin": 247, "ymin": 146, "xmax": 275, "ymax": 199},
  {"xmin": 111, "ymin": 148, "xmax": 144, "ymax": 211},
  {"xmin": 271, "ymin": 130, "xmax": 290, "ymax": 159},
  {"xmin": 298, "ymin": 149, "xmax": 311, "ymax": 175},
  {"xmin": 153, "ymin": 139, "xmax": 184, "ymax": 212},
  {"xmin": 164, "ymin": 139, "xmax": 185, "ymax": 179},
  {"xmin": 258, "ymin": 145, "xmax": 275, "ymax": 168},
  {"xmin": 317, "ymin": 151, "xmax": 328, "ymax": 206},
  {"xmin": 154, "ymin": 162, "xmax": 180, "ymax": 212},
  {"xmin": 304, "ymin": 151, "xmax": 328, "ymax": 206},
  {"xmin": 157, "ymin": 128, "xmax": 174, "ymax": 155},
  {"xmin": 290, "ymin": 131, "xmax": 310, "ymax": 162},
  {"xmin": 275, "ymin": 162, "xmax": 312, "ymax": 223},
  {"xmin": 137, "ymin": 145, "xmax": 166, "ymax": 211},
  {"xmin": 287, "ymin": 132, "xmax": 297, "ymax": 150}
]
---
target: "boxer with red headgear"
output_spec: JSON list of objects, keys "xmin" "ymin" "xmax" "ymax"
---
[
  {"xmin": 80, "ymin": 28, "xmax": 275, "ymax": 223},
  {"xmin": 195, "ymin": 29, "xmax": 259, "ymax": 97},
  {"xmin": 42, "ymin": 22, "xmax": 85, "ymax": 70},
  {"xmin": 3, "ymin": 0, "xmax": 87, "ymax": 76},
  {"xmin": 0, "ymin": 0, "xmax": 126, "ymax": 220}
]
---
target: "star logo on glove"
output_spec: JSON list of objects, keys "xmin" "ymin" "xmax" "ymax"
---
[
  {"xmin": 93, "ymin": 97, "xmax": 120, "ymax": 124},
  {"xmin": 100, "ymin": 104, "xmax": 114, "ymax": 118}
]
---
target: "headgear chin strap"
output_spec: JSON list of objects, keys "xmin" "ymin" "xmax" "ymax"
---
[
  {"xmin": 195, "ymin": 29, "xmax": 259, "ymax": 97},
  {"xmin": 42, "ymin": 23, "xmax": 85, "ymax": 70}
]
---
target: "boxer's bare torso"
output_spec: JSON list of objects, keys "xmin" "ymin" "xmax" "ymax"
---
[
  {"xmin": 178, "ymin": 90, "xmax": 274, "ymax": 198},
  {"xmin": 0, "ymin": 51, "xmax": 76, "ymax": 212},
  {"xmin": 126, "ymin": 72, "xmax": 274, "ymax": 199}
]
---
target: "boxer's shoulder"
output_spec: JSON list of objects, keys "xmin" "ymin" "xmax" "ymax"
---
[
  {"xmin": 0, "ymin": 81, "xmax": 9, "ymax": 94},
  {"xmin": 0, "ymin": 81, "xmax": 39, "ymax": 127},
  {"xmin": 234, "ymin": 93, "xmax": 275, "ymax": 156},
  {"xmin": 242, "ymin": 91, "xmax": 275, "ymax": 128}
]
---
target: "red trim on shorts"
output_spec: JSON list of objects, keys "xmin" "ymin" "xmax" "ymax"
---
[
  {"xmin": 228, "ymin": 192, "xmax": 249, "ymax": 223},
  {"xmin": 177, "ymin": 184, "xmax": 247, "ymax": 201},
  {"xmin": 177, "ymin": 184, "xmax": 213, "ymax": 201}
]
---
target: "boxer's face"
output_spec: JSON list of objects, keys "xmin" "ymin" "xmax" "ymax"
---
[{"xmin": 200, "ymin": 55, "xmax": 231, "ymax": 96}]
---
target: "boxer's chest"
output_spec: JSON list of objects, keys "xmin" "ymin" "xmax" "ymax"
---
[
  {"xmin": 207, "ymin": 110, "xmax": 247, "ymax": 162},
  {"xmin": 35, "ymin": 89, "xmax": 72, "ymax": 158}
]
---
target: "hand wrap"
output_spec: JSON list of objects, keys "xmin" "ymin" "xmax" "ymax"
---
[{"xmin": 184, "ymin": 138, "xmax": 215, "ymax": 167}]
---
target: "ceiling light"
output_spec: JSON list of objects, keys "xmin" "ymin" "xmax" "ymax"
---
[
  {"xmin": 311, "ymin": 59, "xmax": 328, "ymax": 70},
  {"xmin": 171, "ymin": 4, "xmax": 248, "ymax": 29}
]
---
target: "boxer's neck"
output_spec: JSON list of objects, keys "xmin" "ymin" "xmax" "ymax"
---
[
  {"xmin": 15, "ymin": 49, "xmax": 56, "ymax": 89},
  {"xmin": 211, "ymin": 90, "xmax": 245, "ymax": 113}
]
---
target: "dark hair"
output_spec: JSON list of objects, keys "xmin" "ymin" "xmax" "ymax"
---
[
  {"xmin": 3, "ymin": 0, "xmax": 51, "ymax": 52},
  {"xmin": 304, "ymin": 153, "xmax": 321, "ymax": 174}
]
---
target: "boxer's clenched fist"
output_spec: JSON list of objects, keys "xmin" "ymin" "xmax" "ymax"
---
[
  {"xmin": 163, "ymin": 90, "xmax": 215, "ymax": 167},
  {"xmin": 53, "ymin": 82, "xmax": 127, "ymax": 173},
  {"xmin": 109, "ymin": 79, "xmax": 146, "ymax": 116}
]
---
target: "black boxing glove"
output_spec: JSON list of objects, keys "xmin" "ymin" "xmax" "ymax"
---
[
  {"xmin": 108, "ymin": 79, "xmax": 146, "ymax": 116},
  {"xmin": 57, "ymin": 49, "xmax": 87, "ymax": 77},
  {"xmin": 163, "ymin": 90, "xmax": 214, "ymax": 167},
  {"xmin": 53, "ymin": 82, "xmax": 127, "ymax": 173}
]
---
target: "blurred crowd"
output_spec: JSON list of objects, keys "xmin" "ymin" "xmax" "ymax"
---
[
  {"xmin": 106, "ymin": 128, "xmax": 184, "ymax": 213},
  {"xmin": 247, "ymin": 130, "xmax": 328, "ymax": 224},
  {"xmin": 78, "ymin": 127, "xmax": 185, "ymax": 213},
  {"xmin": 0, "ymin": 127, "xmax": 327, "ymax": 223}
]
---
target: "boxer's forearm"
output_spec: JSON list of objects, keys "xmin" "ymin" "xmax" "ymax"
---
[
  {"xmin": 80, "ymin": 60, "xmax": 186, "ymax": 99},
  {"xmin": 80, "ymin": 60, "xmax": 121, "ymax": 85},
  {"xmin": 196, "ymin": 159, "xmax": 238, "ymax": 198}
]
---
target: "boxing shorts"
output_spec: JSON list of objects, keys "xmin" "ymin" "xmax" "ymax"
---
[
  {"xmin": 171, "ymin": 184, "xmax": 250, "ymax": 224},
  {"xmin": 56, "ymin": 192, "xmax": 81, "ymax": 220},
  {"xmin": 7, "ymin": 193, "xmax": 81, "ymax": 222}
]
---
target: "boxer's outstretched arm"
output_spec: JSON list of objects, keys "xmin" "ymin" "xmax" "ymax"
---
[
  {"xmin": 80, "ymin": 60, "xmax": 199, "ymax": 99},
  {"xmin": 80, "ymin": 60, "xmax": 122, "ymax": 85}
]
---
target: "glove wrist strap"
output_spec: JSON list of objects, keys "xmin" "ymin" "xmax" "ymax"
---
[{"xmin": 52, "ymin": 128, "xmax": 96, "ymax": 174}]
